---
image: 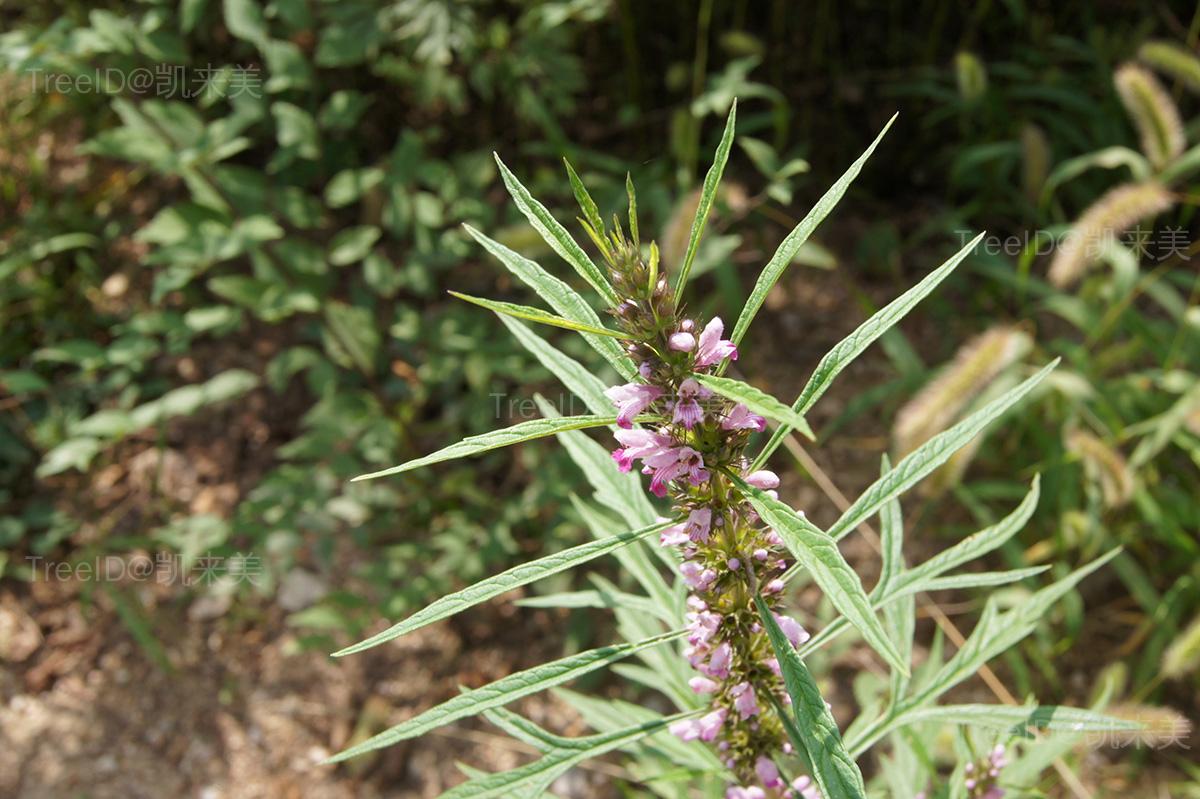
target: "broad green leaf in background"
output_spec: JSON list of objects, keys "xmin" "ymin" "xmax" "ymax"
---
[
  {"xmin": 332, "ymin": 518, "xmax": 677, "ymax": 656},
  {"xmin": 691, "ymin": 373, "xmax": 815, "ymax": 440},
  {"xmin": 751, "ymin": 230, "xmax": 986, "ymax": 469},
  {"xmin": 449, "ymin": 292, "xmax": 627, "ymax": 338},
  {"xmin": 328, "ymin": 629, "xmax": 685, "ymax": 760},
  {"xmin": 734, "ymin": 477, "xmax": 908, "ymax": 675},
  {"xmin": 352, "ymin": 415, "xmax": 620, "ymax": 482},
  {"xmin": 673, "ymin": 101, "xmax": 737, "ymax": 303},
  {"xmin": 494, "ymin": 156, "xmax": 619, "ymax": 306},
  {"xmin": 756, "ymin": 596, "xmax": 867, "ymax": 799},
  {"xmin": 731, "ymin": 113, "xmax": 897, "ymax": 347}
]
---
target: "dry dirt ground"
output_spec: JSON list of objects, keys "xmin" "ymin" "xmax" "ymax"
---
[{"xmin": 2, "ymin": 252, "xmax": 1193, "ymax": 798}]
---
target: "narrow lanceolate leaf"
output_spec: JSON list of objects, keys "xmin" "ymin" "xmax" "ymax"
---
[
  {"xmin": 327, "ymin": 629, "xmax": 685, "ymax": 760},
  {"xmin": 464, "ymin": 224, "xmax": 636, "ymax": 380},
  {"xmin": 352, "ymin": 415, "xmax": 619, "ymax": 482},
  {"xmin": 897, "ymin": 476, "xmax": 1041, "ymax": 589},
  {"xmin": 734, "ymin": 477, "xmax": 908, "ymax": 675},
  {"xmin": 437, "ymin": 711, "xmax": 700, "ymax": 799},
  {"xmin": 874, "ymin": 455, "xmax": 904, "ymax": 597},
  {"xmin": 674, "ymin": 100, "xmax": 737, "ymax": 303},
  {"xmin": 332, "ymin": 518, "xmax": 676, "ymax": 656},
  {"xmin": 731, "ymin": 113, "xmax": 897, "ymax": 347},
  {"xmin": 483, "ymin": 707, "xmax": 569, "ymax": 753},
  {"xmin": 691, "ymin": 373, "xmax": 815, "ymax": 440},
  {"xmin": 915, "ymin": 566, "xmax": 1050, "ymax": 593},
  {"xmin": 756, "ymin": 596, "xmax": 867, "ymax": 799},
  {"xmin": 751, "ymin": 231, "xmax": 984, "ymax": 469},
  {"xmin": 823, "ymin": 361, "xmax": 1056, "ymax": 542},
  {"xmin": 449, "ymin": 292, "xmax": 626, "ymax": 338},
  {"xmin": 563, "ymin": 158, "xmax": 605, "ymax": 237},
  {"xmin": 908, "ymin": 549, "xmax": 1120, "ymax": 709},
  {"xmin": 497, "ymin": 316, "xmax": 612, "ymax": 416},
  {"xmin": 885, "ymin": 704, "xmax": 1141, "ymax": 736},
  {"xmin": 494, "ymin": 155, "xmax": 619, "ymax": 306}
]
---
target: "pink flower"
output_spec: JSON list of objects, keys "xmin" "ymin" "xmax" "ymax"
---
[
  {"xmin": 689, "ymin": 676, "xmax": 719, "ymax": 693},
  {"xmin": 611, "ymin": 428, "xmax": 673, "ymax": 473},
  {"xmin": 686, "ymin": 609, "xmax": 721, "ymax": 646},
  {"xmin": 746, "ymin": 469, "xmax": 780, "ymax": 489},
  {"xmin": 659, "ymin": 523, "xmax": 690, "ymax": 547},
  {"xmin": 672, "ymin": 378, "xmax": 712, "ymax": 429},
  {"xmin": 776, "ymin": 613, "xmax": 810, "ymax": 647},
  {"xmin": 764, "ymin": 578, "xmax": 784, "ymax": 594},
  {"xmin": 669, "ymin": 718, "xmax": 701, "ymax": 741},
  {"xmin": 605, "ymin": 383, "xmax": 663, "ymax": 428},
  {"xmin": 756, "ymin": 756, "xmax": 783, "ymax": 789},
  {"xmin": 669, "ymin": 331, "xmax": 697, "ymax": 351},
  {"xmin": 684, "ymin": 507, "xmax": 713, "ymax": 543},
  {"xmin": 731, "ymin": 681, "xmax": 759, "ymax": 719},
  {"xmin": 705, "ymin": 642, "xmax": 732, "ymax": 679},
  {"xmin": 697, "ymin": 708, "xmax": 727, "ymax": 741},
  {"xmin": 695, "ymin": 317, "xmax": 738, "ymax": 367},
  {"xmin": 791, "ymin": 776, "xmax": 821, "ymax": 799},
  {"xmin": 722, "ymin": 403, "xmax": 766, "ymax": 431},
  {"xmin": 726, "ymin": 788, "xmax": 766, "ymax": 799},
  {"xmin": 676, "ymin": 447, "xmax": 711, "ymax": 485}
]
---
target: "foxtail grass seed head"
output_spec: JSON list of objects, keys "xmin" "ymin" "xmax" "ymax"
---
[
  {"xmin": 1065, "ymin": 429, "xmax": 1135, "ymax": 509},
  {"xmin": 1100, "ymin": 704, "xmax": 1193, "ymax": 749},
  {"xmin": 893, "ymin": 326, "xmax": 1032, "ymax": 460},
  {"xmin": 1162, "ymin": 613, "xmax": 1200, "ymax": 680},
  {"xmin": 1138, "ymin": 40, "xmax": 1200, "ymax": 94},
  {"xmin": 1114, "ymin": 63, "xmax": 1185, "ymax": 169},
  {"xmin": 1020, "ymin": 123, "xmax": 1050, "ymax": 204},
  {"xmin": 1047, "ymin": 181, "xmax": 1175, "ymax": 286}
]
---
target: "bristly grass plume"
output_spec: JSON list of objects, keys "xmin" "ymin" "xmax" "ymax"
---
[{"xmin": 328, "ymin": 102, "xmax": 1137, "ymax": 798}]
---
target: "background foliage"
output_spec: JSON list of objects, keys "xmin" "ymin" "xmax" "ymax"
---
[{"xmin": 1, "ymin": 0, "xmax": 1197, "ymax": 796}]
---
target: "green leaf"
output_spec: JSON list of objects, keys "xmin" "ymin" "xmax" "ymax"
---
[
  {"xmin": 874, "ymin": 455, "xmax": 904, "ymax": 597},
  {"xmin": 885, "ymin": 703, "xmax": 1140, "ymax": 735},
  {"xmin": 328, "ymin": 225, "xmax": 381, "ymax": 266},
  {"xmin": 496, "ymin": 316, "xmax": 612, "ymax": 416},
  {"xmin": 734, "ymin": 477, "xmax": 908, "ymax": 675},
  {"xmin": 332, "ymin": 518, "xmax": 677, "ymax": 656},
  {"xmin": 449, "ymin": 292, "xmax": 626, "ymax": 338},
  {"xmin": 563, "ymin": 158, "xmax": 604, "ymax": 237},
  {"xmin": 533, "ymin": 397, "xmax": 658, "ymax": 530},
  {"xmin": 751, "ymin": 230, "xmax": 984, "ymax": 469},
  {"xmin": 436, "ymin": 711, "xmax": 700, "ymax": 799},
  {"xmin": 494, "ymin": 156, "xmax": 619, "ymax": 306},
  {"xmin": 465, "ymin": 224, "xmax": 636, "ymax": 380},
  {"xmin": 906, "ymin": 549, "xmax": 1120, "ymax": 711},
  {"xmin": 916, "ymin": 566, "xmax": 1050, "ymax": 593},
  {"xmin": 482, "ymin": 708, "xmax": 571, "ymax": 753},
  {"xmin": 895, "ymin": 476, "xmax": 1041, "ymax": 591},
  {"xmin": 351, "ymin": 414, "xmax": 619, "ymax": 482},
  {"xmin": 691, "ymin": 373, "xmax": 815, "ymax": 440},
  {"xmin": 756, "ymin": 596, "xmax": 867, "ymax": 799},
  {"xmin": 731, "ymin": 114, "xmax": 896, "ymax": 346},
  {"xmin": 823, "ymin": 361, "xmax": 1056, "ymax": 543},
  {"xmin": 674, "ymin": 101, "xmax": 737, "ymax": 304},
  {"xmin": 223, "ymin": 0, "xmax": 268, "ymax": 45},
  {"xmin": 323, "ymin": 301, "xmax": 379, "ymax": 374},
  {"xmin": 327, "ymin": 629, "xmax": 685, "ymax": 760},
  {"xmin": 514, "ymin": 584, "xmax": 671, "ymax": 623}
]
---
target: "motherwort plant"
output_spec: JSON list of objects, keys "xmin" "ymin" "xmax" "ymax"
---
[{"xmin": 328, "ymin": 104, "xmax": 1136, "ymax": 798}]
